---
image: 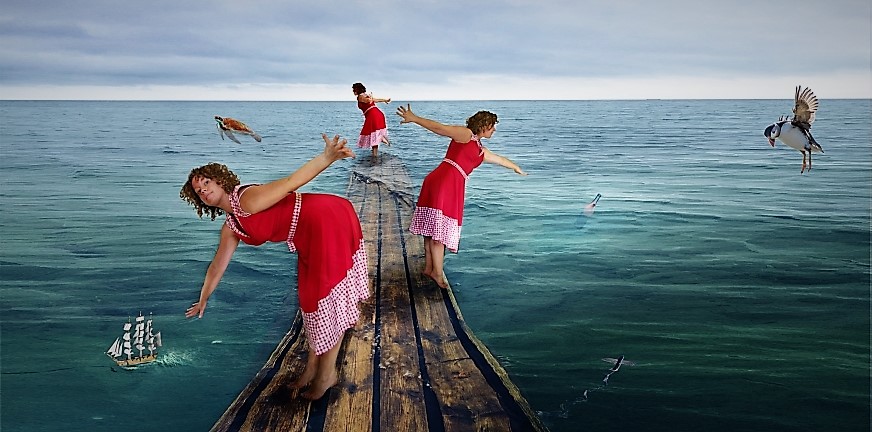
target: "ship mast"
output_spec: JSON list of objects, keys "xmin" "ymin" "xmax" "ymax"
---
[
  {"xmin": 145, "ymin": 312, "xmax": 161, "ymax": 356},
  {"xmin": 122, "ymin": 318, "xmax": 133, "ymax": 361},
  {"xmin": 134, "ymin": 312, "xmax": 146, "ymax": 358}
]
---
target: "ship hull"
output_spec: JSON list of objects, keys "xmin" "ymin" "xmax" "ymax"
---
[{"xmin": 113, "ymin": 353, "xmax": 158, "ymax": 367}]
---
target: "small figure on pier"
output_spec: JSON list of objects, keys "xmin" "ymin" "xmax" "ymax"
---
[
  {"xmin": 181, "ymin": 134, "xmax": 369, "ymax": 400},
  {"xmin": 396, "ymin": 104, "xmax": 527, "ymax": 288},
  {"xmin": 353, "ymin": 82, "xmax": 391, "ymax": 159}
]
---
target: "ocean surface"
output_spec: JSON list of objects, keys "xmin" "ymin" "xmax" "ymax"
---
[{"xmin": 1, "ymin": 99, "xmax": 869, "ymax": 432}]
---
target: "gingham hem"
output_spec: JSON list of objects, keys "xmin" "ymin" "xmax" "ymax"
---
[
  {"xmin": 357, "ymin": 128, "xmax": 388, "ymax": 149},
  {"xmin": 301, "ymin": 239, "xmax": 370, "ymax": 355},
  {"xmin": 409, "ymin": 206, "xmax": 462, "ymax": 252}
]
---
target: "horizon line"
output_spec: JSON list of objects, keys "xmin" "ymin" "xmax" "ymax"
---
[{"xmin": 2, "ymin": 97, "xmax": 870, "ymax": 102}]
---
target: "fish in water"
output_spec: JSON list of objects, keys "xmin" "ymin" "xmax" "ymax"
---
[
  {"xmin": 763, "ymin": 86, "xmax": 823, "ymax": 173},
  {"xmin": 215, "ymin": 116, "xmax": 262, "ymax": 144}
]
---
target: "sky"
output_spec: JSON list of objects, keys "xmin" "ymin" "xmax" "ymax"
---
[{"xmin": 1, "ymin": 0, "xmax": 869, "ymax": 100}]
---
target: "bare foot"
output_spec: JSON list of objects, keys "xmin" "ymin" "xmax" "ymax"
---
[
  {"xmin": 290, "ymin": 368, "xmax": 315, "ymax": 389},
  {"xmin": 290, "ymin": 355, "xmax": 317, "ymax": 389},
  {"xmin": 425, "ymin": 270, "xmax": 448, "ymax": 289},
  {"xmin": 301, "ymin": 372, "xmax": 338, "ymax": 400}
]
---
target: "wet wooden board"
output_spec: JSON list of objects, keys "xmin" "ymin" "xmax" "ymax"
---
[{"xmin": 211, "ymin": 153, "xmax": 547, "ymax": 432}]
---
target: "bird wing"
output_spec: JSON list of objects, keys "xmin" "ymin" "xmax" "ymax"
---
[{"xmin": 792, "ymin": 85, "xmax": 819, "ymax": 126}]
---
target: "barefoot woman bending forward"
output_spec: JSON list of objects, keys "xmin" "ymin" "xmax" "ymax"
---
[
  {"xmin": 396, "ymin": 104, "xmax": 527, "ymax": 288},
  {"xmin": 181, "ymin": 134, "xmax": 369, "ymax": 400}
]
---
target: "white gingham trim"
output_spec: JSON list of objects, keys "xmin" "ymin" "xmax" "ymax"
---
[
  {"xmin": 409, "ymin": 206, "xmax": 462, "ymax": 252},
  {"xmin": 357, "ymin": 128, "xmax": 388, "ymax": 149},
  {"xmin": 302, "ymin": 240, "xmax": 370, "ymax": 355},
  {"xmin": 286, "ymin": 192, "xmax": 302, "ymax": 253},
  {"xmin": 441, "ymin": 158, "xmax": 468, "ymax": 180},
  {"xmin": 225, "ymin": 185, "xmax": 253, "ymax": 239}
]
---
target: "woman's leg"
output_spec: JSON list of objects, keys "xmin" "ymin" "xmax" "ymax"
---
[
  {"xmin": 290, "ymin": 346, "xmax": 318, "ymax": 389},
  {"xmin": 371, "ymin": 145, "xmax": 379, "ymax": 158},
  {"xmin": 428, "ymin": 239, "xmax": 448, "ymax": 289},
  {"xmin": 423, "ymin": 236, "xmax": 433, "ymax": 276},
  {"xmin": 301, "ymin": 341, "xmax": 342, "ymax": 400}
]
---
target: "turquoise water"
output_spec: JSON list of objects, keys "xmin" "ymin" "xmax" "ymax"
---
[{"xmin": 1, "ymin": 100, "xmax": 869, "ymax": 431}]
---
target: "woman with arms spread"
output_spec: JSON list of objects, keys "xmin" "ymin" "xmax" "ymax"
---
[
  {"xmin": 396, "ymin": 104, "xmax": 527, "ymax": 288},
  {"xmin": 180, "ymin": 134, "xmax": 368, "ymax": 400},
  {"xmin": 353, "ymin": 82, "xmax": 391, "ymax": 159}
]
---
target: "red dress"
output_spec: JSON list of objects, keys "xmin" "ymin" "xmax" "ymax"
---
[
  {"xmin": 225, "ymin": 185, "xmax": 369, "ymax": 355},
  {"xmin": 356, "ymin": 96, "xmax": 388, "ymax": 149},
  {"xmin": 409, "ymin": 136, "xmax": 484, "ymax": 252}
]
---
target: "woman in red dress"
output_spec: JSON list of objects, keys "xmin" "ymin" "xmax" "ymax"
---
[
  {"xmin": 396, "ymin": 104, "xmax": 527, "ymax": 288},
  {"xmin": 352, "ymin": 82, "xmax": 391, "ymax": 159},
  {"xmin": 180, "ymin": 134, "xmax": 368, "ymax": 400}
]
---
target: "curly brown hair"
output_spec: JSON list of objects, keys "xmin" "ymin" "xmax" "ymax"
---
[
  {"xmin": 179, "ymin": 163, "xmax": 240, "ymax": 220},
  {"xmin": 465, "ymin": 111, "xmax": 498, "ymax": 135},
  {"xmin": 352, "ymin": 82, "xmax": 366, "ymax": 95}
]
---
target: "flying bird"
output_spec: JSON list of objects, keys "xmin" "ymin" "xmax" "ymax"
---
[
  {"xmin": 215, "ymin": 116, "xmax": 262, "ymax": 144},
  {"xmin": 763, "ymin": 86, "xmax": 823, "ymax": 173},
  {"xmin": 601, "ymin": 355, "xmax": 635, "ymax": 385}
]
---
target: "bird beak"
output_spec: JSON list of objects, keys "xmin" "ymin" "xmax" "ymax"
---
[{"xmin": 763, "ymin": 125, "xmax": 776, "ymax": 147}]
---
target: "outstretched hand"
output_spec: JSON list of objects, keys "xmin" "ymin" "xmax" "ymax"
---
[
  {"xmin": 185, "ymin": 300, "xmax": 207, "ymax": 319},
  {"xmin": 515, "ymin": 167, "xmax": 528, "ymax": 176},
  {"xmin": 396, "ymin": 104, "xmax": 417, "ymax": 125},
  {"xmin": 321, "ymin": 133, "xmax": 355, "ymax": 161}
]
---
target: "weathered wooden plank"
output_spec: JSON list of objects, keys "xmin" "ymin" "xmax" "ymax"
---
[
  {"xmin": 375, "ymin": 185, "xmax": 430, "ymax": 431},
  {"xmin": 389, "ymin": 196, "xmax": 510, "ymax": 431},
  {"xmin": 393, "ymin": 190, "xmax": 546, "ymax": 432}
]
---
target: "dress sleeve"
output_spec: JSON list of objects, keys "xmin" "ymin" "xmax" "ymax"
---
[
  {"xmin": 229, "ymin": 184, "xmax": 254, "ymax": 217},
  {"xmin": 224, "ymin": 184, "xmax": 253, "ymax": 240}
]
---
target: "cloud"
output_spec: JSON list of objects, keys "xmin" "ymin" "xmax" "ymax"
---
[{"xmin": 0, "ymin": 0, "xmax": 869, "ymax": 99}]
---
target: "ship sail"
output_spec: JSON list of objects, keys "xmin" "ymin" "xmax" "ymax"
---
[
  {"xmin": 145, "ymin": 315, "xmax": 162, "ymax": 355},
  {"xmin": 122, "ymin": 321, "xmax": 133, "ymax": 359},
  {"xmin": 107, "ymin": 312, "xmax": 161, "ymax": 367},
  {"xmin": 106, "ymin": 337, "xmax": 123, "ymax": 358},
  {"xmin": 134, "ymin": 313, "xmax": 145, "ymax": 357}
]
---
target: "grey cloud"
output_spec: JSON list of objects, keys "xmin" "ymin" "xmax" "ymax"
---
[{"xmin": 0, "ymin": 0, "xmax": 868, "ymax": 88}]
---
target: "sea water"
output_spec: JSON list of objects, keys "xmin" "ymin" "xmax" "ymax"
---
[{"xmin": 1, "ymin": 99, "xmax": 869, "ymax": 431}]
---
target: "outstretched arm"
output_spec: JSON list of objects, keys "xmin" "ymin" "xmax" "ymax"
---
[
  {"xmin": 358, "ymin": 93, "xmax": 391, "ymax": 104},
  {"xmin": 186, "ymin": 224, "xmax": 240, "ymax": 319},
  {"xmin": 239, "ymin": 134, "xmax": 354, "ymax": 214},
  {"xmin": 483, "ymin": 147, "xmax": 527, "ymax": 176},
  {"xmin": 396, "ymin": 104, "xmax": 473, "ymax": 143}
]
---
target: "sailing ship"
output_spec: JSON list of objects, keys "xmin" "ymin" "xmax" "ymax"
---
[{"xmin": 106, "ymin": 312, "xmax": 162, "ymax": 367}]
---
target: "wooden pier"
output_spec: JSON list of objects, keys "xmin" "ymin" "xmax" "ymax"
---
[{"xmin": 211, "ymin": 153, "xmax": 547, "ymax": 432}]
